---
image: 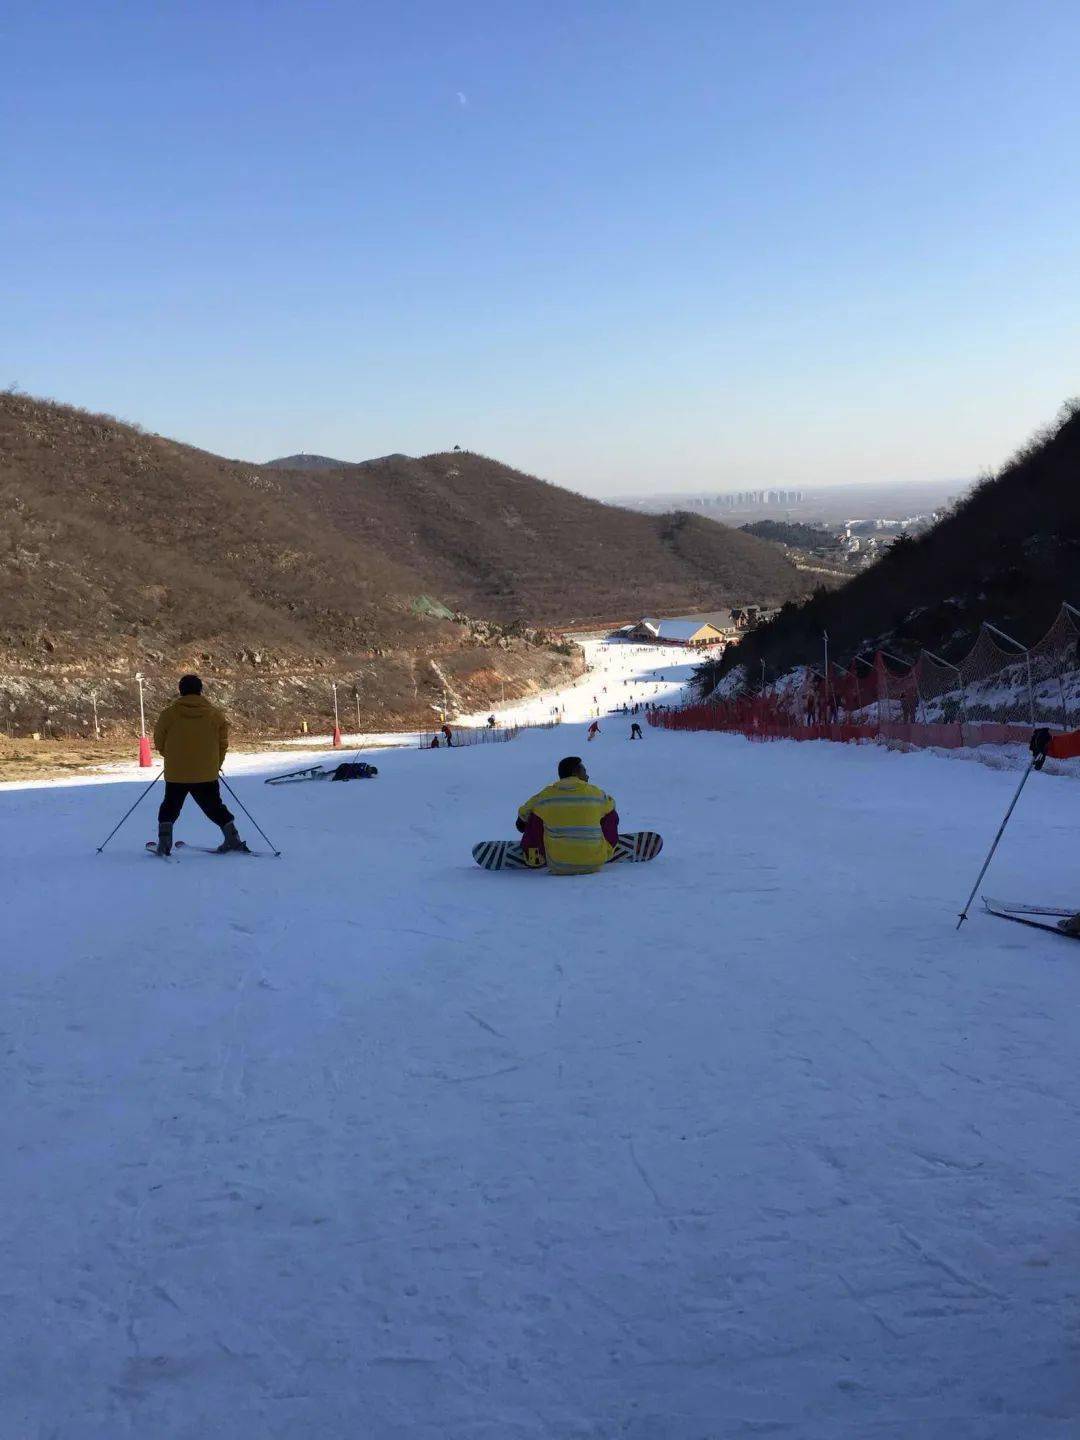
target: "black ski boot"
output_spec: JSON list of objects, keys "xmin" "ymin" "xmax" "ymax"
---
[
  {"xmin": 156, "ymin": 821, "xmax": 173, "ymax": 857},
  {"xmin": 216, "ymin": 821, "xmax": 250, "ymax": 854}
]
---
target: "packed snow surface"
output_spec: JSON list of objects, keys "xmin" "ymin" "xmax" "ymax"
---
[{"xmin": 3, "ymin": 639, "xmax": 1080, "ymax": 1438}]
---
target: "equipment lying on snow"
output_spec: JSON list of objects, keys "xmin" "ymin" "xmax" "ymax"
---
[
  {"xmin": 982, "ymin": 897, "xmax": 1080, "ymax": 938},
  {"xmin": 266, "ymin": 761, "xmax": 378, "ymax": 786},
  {"xmin": 473, "ymin": 831, "xmax": 663, "ymax": 871}
]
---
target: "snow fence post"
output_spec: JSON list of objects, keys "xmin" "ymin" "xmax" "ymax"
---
[
  {"xmin": 136, "ymin": 672, "xmax": 151, "ymax": 767},
  {"xmin": 984, "ymin": 622, "xmax": 1034, "ymax": 728}
]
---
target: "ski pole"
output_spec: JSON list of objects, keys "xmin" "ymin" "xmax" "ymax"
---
[
  {"xmin": 956, "ymin": 759, "xmax": 1035, "ymax": 929},
  {"xmin": 220, "ymin": 775, "xmax": 282, "ymax": 856},
  {"xmin": 95, "ymin": 769, "xmax": 163, "ymax": 852}
]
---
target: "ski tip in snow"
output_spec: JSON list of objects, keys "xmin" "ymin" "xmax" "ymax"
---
[
  {"xmin": 982, "ymin": 897, "xmax": 1075, "ymax": 918},
  {"xmin": 982, "ymin": 896, "xmax": 1080, "ymax": 939}
]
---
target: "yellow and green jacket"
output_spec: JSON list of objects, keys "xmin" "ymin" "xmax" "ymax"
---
[
  {"xmin": 516, "ymin": 778, "xmax": 619, "ymax": 874},
  {"xmin": 153, "ymin": 694, "xmax": 230, "ymax": 783}
]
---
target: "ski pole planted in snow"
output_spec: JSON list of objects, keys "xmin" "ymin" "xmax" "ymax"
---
[
  {"xmin": 220, "ymin": 776, "xmax": 282, "ymax": 856},
  {"xmin": 95, "ymin": 769, "xmax": 163, "ymax": 852},
  {"xmin": 956, "ymin": 760, "xmax": 1035, "ymax": 929}
]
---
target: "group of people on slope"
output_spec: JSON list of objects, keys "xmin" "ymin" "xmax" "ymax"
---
[
  {"xmin": 144, "ymin": 676, "xmax": 1080, "ymax": 928},
  {"xmin": 150, "ymin": 675, "xmax": 632, "ymax": 879},
  {"xmin": 587, "ymin": 719, "xmax": 643, "ymax": 741}
]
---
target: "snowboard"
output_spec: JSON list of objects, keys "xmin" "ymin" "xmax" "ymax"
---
[
  {"xmin": 982, "ymin": 897, "xmax": 1079, "ymax": 938},
  {"xmin": 472, "ymin": 830, "xmax": 663, "ymax": 872}
]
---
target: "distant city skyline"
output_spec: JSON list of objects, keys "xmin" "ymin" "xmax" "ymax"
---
[{"xmin": 4, "ymin": 1, "xmax": 1078, "ymax": 498}]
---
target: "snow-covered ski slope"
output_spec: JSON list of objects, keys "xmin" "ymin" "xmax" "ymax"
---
[{"xmin": 3, "ymin": 639, "xmax": 1080, "ymax": 1438}]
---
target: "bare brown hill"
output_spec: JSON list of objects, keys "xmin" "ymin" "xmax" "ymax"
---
[
  {"xmin": 0, "ymin": 392, "xmax": 814, "ymax": 737},
  {"xmin": 267, "ymin": 448, "xmax": 815, "ymax": 624},
  {"xmin": 263, "ymin": 453, "xmax": 351, "ymax": 471}
]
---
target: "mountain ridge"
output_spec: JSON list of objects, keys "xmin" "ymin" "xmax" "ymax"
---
[
  {"xmin": 711, "ymin": 400, "xmax": 1080, "ymax": 684},
  {"xmin": 0, "ymin": 391, "xmax": 817, "ymax": 735}
]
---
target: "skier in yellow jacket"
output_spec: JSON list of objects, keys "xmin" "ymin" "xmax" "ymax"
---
[
  {"xmin": 516, "ymin": 756, "xmax": 619, "ymax": 875},
  {"xmin": 152, "ymin": 675, "xmax": 248, "ymax": 855}
]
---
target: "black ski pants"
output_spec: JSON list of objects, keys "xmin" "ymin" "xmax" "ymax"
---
[{"xmin": 157, "ymin": 780, "xmax": 234, "ymax": 828}]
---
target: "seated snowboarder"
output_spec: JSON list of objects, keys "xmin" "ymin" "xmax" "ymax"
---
[
  {"xmin": 1031, "ymin": 727, "xmax": 1080, "ymax": 933},
  {"xmin": 152, "ymin": 675, "xmax": 248, "ymax": 855},
  {"xmin": 516, "ymin": 756, "xmax": 619, "ymax": 875}
]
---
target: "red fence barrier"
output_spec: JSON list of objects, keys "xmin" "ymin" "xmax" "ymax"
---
[
  {"xmin": 649, "ymin": 703, "xmax": 1035, "ymax": 752},
  {"xmin": 419, "ymin": 726, "xmax": 520, "ymax": 750}
]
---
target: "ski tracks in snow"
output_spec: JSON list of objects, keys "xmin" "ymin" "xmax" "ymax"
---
[{"xmin": 4, "ymin": 639, "xmax": 1080, "ymax": 1436}]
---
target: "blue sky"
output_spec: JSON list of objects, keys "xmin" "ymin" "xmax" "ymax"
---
[{"xmin": 4, "ymin": 0, "xmax": 1079, "ymax": 494}]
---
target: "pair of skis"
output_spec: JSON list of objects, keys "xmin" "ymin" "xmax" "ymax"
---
[
  {"xmin": 982, "ymin": 897, "xmax": 1079, "ymax": 938},
  {"xmin": 264, "ymin": 761, "xmax": 378, "ymax": 785},
  {"xmin": 145, "ymin": 840, "xmax": 263, "ymax": 860}
]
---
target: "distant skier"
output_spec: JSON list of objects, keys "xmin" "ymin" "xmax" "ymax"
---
[
  {"xmin": 487, "ymin": 714, "xmax": 497, "ymax": 728},
  {"xmin": 630, "ymin": 722, "xmax": 643, "ymax": 740},
  {"xmin": 587, "ymin": 720, "xmax": 601, "ymax": 742},
  {"xmin": 442, "ymin": 723, "xmax": 454, "ymax": 746},
  {"xmin": 515, "ymin": 756, "xmax": 619, "ymax": 874},
  {"xmin": 152, "ymin": 675, "xmax": 248, "ymax": 855}
]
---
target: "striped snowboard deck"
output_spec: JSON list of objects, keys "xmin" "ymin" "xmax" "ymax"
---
[{"xmin": 472, "ymin": 831, "xmax": 663, "ymax": 871}]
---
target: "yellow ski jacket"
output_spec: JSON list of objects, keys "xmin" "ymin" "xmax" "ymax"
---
[
  {"xmin": 153, "ymin": 694, "xmax": 230, "ymax": 783},
  {"xmin": 517, "ymin": 777, "xmax": 618, "ymax": 875}
]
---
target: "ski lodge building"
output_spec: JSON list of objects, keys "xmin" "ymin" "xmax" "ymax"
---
[{"xmin": 616, "ymin": 615, "xmax": 730, "ymax": 647}]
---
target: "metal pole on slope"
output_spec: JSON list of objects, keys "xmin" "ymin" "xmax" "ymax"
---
[
  {"xmin": 95, "ymin": 769, "xmax": 163, "ymax": 852},
  {"xmin": 1063, "ymin": 604, "xmax": 1080, "ymax": 729},
  {"xmin": 219, "ymin": 776, "xmax": 282, "ymax": 857},
  {"xmin": 136, "ymin": 672, "xmax": 152, "ymax": 767},
  {"xmin": 823, "ymin": 632, "xmax": 832, "ymax": 729},
  {"xmin": 983, "ymin": 622, "xmax": 1034, "ymax": 727},
  {"xmin": 956, "ymin": 760, "xmax": 1036, "ymax": 929},
  {"xmin": 923, "ymin": 649, "xmax": 966, "ymax": 727}
]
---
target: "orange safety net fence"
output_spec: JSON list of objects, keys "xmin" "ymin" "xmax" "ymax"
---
[{"xmin": 651, "ymin": 603, "xmax": 1080, "ymax": 751}]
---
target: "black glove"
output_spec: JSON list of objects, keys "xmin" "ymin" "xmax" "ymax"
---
[{"xmin": 1030, "ymin": 727, "xmax": 1052, "ymax": 770}]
